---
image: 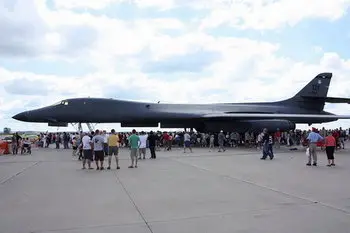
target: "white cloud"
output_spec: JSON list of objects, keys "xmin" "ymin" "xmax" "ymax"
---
[
  {"xmin": 49, "ymin": 0, "xmax": 350, "ymax": 30},
  {"xmin": 52, "ymin": 0, "xmax": 178, "ymax": 10},
  {"xmin": 52, "ymin": 0, "xmax": 118, "ymax": 10},
  {"xmin": 198, "ymin": 0, "xmax": 350, "ymax": 30},
  {"xmin": 1, "ymin": 0, "xmax": 350, "ymax": 132}
]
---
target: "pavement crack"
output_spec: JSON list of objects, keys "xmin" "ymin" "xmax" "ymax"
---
[
  {"xmin": 0, "ymin": 161, "xmax": 40, "ymax": 185},
  {"xmin": 113, "ymin": 171, "xmax": 154, "ymax": 233},
  {"xmin": 30, "ymin": 222, "xmax": 146, "ymax": 233},
  {"xmin": 172, "ymin": 158, "xmax": 350, "ymax": 216}
]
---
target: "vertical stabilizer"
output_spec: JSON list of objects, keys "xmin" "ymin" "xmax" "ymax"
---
[{"xmin": 282, "ymin": 72, "xmax": 332, "ymax": 112}]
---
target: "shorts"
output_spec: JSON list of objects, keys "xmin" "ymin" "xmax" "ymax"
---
[
  {"xmin": 184, "ymin": 141, "xmax": 191, "ymax": 147},
  {"xmin": 130, "ymin": 148, "xmax": 138, "ymax": 158},
  {"xmin": 72, "ymin": 146, "xmax": 77, "ymax": 150},
  {"xmin": 83, "ymin": 149, "xmax": 93, "ymax": 161},
  {"xmin": 139, "ymin": 148, "xmax": 146, "ymax": 155},
  {"xmin": 108, "ymin": 146, "xmax": 119, "ymax": 156},
  {"xmin": 94, "ymin": 150, "xmax": 104, "ymax": 161}
]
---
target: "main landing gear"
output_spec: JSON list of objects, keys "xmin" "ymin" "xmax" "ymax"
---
[{"xmin": 71, "ymin": 123, "xmax": 97, "ymax": 133}]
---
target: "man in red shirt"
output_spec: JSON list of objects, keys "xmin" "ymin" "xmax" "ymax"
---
[
  {"xmin": 274, "ymin": 128, "xmax": 281, "ymax": 149},
  {"xmin": 162, "ymin": 132, "xmax": 169, "ymax": 151},
  {"xmin": 332, "ymin": 130, "xmax": 340, "ymax": 150}
]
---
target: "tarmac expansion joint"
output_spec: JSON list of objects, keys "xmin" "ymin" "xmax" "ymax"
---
[
  {"xmin": 0, "ymin": 161, "xmax": 40, "ymax": 185},
  {"xmin": 171, "ymin": 158, "xmax": 350, "ymax": 216},
  {"xmin": 112, "ymin": 171, "xmax": 154, "ymax": 233}
]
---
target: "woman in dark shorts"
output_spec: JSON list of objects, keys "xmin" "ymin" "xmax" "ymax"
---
[{"xmin": 324, "ymin": 132, "xmax": 336, "ymax": 166}]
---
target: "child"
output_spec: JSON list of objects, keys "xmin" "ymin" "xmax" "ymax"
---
[
  {"xmin": 72, "ymin": 137, "xmax": 77, "ymax": 156},
  {"xmin": 209, "ymin": 134, "xmax": 215, "ymax": 152}
]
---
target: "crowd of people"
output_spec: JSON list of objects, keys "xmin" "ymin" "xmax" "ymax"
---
[
  {"xmin": 9, "ymin": 132, "xmax": 32, "ymax": 155},
  {"xmin": 10, "ymin": 126, "xmax": 348, "ymax": 169}
]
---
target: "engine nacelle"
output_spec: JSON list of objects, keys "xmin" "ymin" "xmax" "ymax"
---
[
  {"xmin": 48, "ymin": 122, "xmax": 68, "ymax": 127},
  {"xmin": 121, "ymin": 122, "xmax": 159, "ymax": 127},
  {"xmin": 202, "ymin": 119, "xmax": 295, "ymax": 133},
  {"xmin": 242, "ymin": 119, "xmax": 296, "ymax": 133}
]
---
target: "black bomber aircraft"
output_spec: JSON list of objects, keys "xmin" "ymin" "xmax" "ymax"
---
[{"xmin": 12, "ymin": 72, "xmax": 350, "ymax": 133}]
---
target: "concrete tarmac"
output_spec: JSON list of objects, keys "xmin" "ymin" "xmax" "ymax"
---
[{"xmin": 1, "ymin": 145, "xmax": 350, "ymax": 233}]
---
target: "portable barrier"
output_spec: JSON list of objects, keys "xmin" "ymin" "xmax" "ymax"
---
[{"xmin": 0, "ymin": 140, "xmax": 10, "ymax": 155}]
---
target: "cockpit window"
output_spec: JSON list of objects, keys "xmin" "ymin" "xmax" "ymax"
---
[
  {"xmin": 51, "ymin": 100, "xmax": 69, "ymax": 106},
  {"xmin": 51, "ymin": 101, "xmax": 62, "ymax": 106}
]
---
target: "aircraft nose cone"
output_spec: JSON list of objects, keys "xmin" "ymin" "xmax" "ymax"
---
[{"xmin": 12, "ymin": 111, "xmax": 29, "ymax": 122}]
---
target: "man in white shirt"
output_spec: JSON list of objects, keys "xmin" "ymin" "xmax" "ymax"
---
[
  {"xmin": 138, "ymin": 131, "xmax": 148, "ymax": 159},
  {"xmin": 81, "ymin": 132, "xmax": 93, "ymax": 169},
  {"xmin": 92, "ymin": 129, "xmax": 105, "ymax": 170},
  {"xmin": 183, "ymin": 131, "xmax": 192, "ymax": 153}
]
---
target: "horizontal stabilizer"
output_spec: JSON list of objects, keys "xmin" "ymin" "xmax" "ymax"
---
[
  {"xmin": 202, "ymin": 113, "xmax": 350, "ymax": 119},
  {"xmin": 302, "ymin": 96, "xmax": 350, "ymax": 104}
]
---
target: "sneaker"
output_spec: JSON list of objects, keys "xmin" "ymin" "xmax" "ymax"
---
[
  {"xmin": 135, "ymin": 165, "xmax": 138, "ymax": 168},
  {"xmin": 100, "ymin": 167, "xmax": 104, "ymax": 170},
  {"xmin": 96, "ymin": 167, "xmax": 100, "ymax": 170},
  {"xmin": 128, "ymin": 166, "xmax": 134, "ymax": 168},
  {"xmin": 117, "ymin": 166, "xmax": 120, "ymax": 169},
  {"xmin": 313, "ymin": 163, "xmax": 317, "ymax": 166},
  {"xmin": 306, "ymin": 163, "xmax": 311, "ymax": 166},
  {"xmin": 107, "ymin": 167, "xmax": 111, "ymax": 170}
]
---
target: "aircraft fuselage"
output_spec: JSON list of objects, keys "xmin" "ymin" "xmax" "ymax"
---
[{"xmin": 12, "ymin": 98, "xmax": 334, "ymax": 133}]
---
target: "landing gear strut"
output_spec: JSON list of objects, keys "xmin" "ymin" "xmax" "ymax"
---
[{"xmin": 71, "ymin": 123, "xmax": 97, "ymax": 133}]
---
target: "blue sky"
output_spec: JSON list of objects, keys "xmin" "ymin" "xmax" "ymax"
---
[
  {"xmin": 1, "ymin": 0, "xmax": 350, "ymax": 132},
  {"xmin": 208, "ymin": 16, "xmax": 350, "ymax": 62}
]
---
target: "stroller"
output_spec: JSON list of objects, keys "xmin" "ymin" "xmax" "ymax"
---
[{"xmin": 20, "ymin": 139, "xmax": 32, "ymax": 155}]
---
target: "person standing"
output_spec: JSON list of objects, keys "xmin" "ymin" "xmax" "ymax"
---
[
  {"xmin": 324, "ymin": 132, "xmax": 336, "ymax": 166},
  {"xmin": 183, "ymin": 131, "xmax": 192, "ymax": 153},
  {"xmin": 102, "ymin": 130, "xmax": 109, "ymax": 157},
  {"xmin": 55, "ymin": 133, "xmax": 60, "ymax": 149},
  {"xmin": 107, "ymin": 129, "xmax": 120, "ymax": 170},
  {"xmin": 72, "ymin": 136, "xmax": 78, "ymax": 157},
  {"xmin": 138, "ymin": 131, "xmax": 148, "ymax": 160},
  {"xmin": 209, "ymin": 133, "xmax": 215, "ymax": 152},
  {"xmin": 274, "ymin": 128, "xmax": 281, "ymax": 149},
  {"xmin": 218, "ymin": 130, "xmax": 226, "ymax": 152},
  {"xmin": 167, "ymin": 133, "xmax": 173, "ymax": 151},
  {"xmin": 128, "ymin": 129, "xmax": 140, "ymax": 168},
  {"xmin": 92, "ymin": 130, "xmax": 105, "ymax": 170},
  {"xmin": 11, "ymin": 133, "xmax": 21, "ymax": 155},
  {"xmin": 261, "ymin": 128, "xmax": 274, "ymax": 160},
  {"xmin": 81, "ymin": 132, "xmax": 93, "ymax": 169},
  {"xmin": 306, "ymin": 128, "xmax": 323, "ymax": 166},
  {"xmin": 148, "ymin": 131, "xmax": 157, "ymax": 159}
]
